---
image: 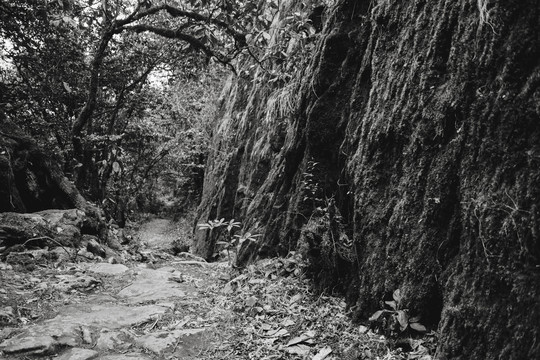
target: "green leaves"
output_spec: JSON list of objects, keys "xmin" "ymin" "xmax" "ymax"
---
[
  {"xmin": 409, "ymin": 321, "xmax": 427, "ymax": 333},
  {"xmin": 369, "ymin": 288, "xmax": 428, "ymax": 335},
  {"xmin": 226, "ymin": 219, "xmax": 241, "ymax": 232},
  {"xmin": 368, "ymin": 310, "xmax": 386, "ymax": 322},
  {"xmin": 197, "ymin": 218, "xmax": 261, "ymax": 265},
  {"xmin": 234, "ymin": 232, "xmax": 261, "ymax": 244},
  {"xmin": 197, "ymin": 218, "xmax": 225, "ymax": 230}
]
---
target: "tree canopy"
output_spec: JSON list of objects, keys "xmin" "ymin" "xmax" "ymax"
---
[{"xmin": 0, "ymin": 0, "xmax": 323, "ymax": 223}]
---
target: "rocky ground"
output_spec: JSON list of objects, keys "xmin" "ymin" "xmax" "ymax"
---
[{"xmin": 0, "ymin": 218, "xmax": 435, "ymax": 360}]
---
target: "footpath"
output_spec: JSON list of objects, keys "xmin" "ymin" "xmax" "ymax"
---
[{"xmin": 0, "ymin": 218, "xmax": 434, "ymax": 360}]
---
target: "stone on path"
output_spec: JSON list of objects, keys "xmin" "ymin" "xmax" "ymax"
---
[
  {"xmin": 99, "ymin": 353, "xmax": 153, "ymax": 360},
  {"xmin": 0, "ymin": 323, "xmax": 80, "ymax": 355},
  {"xmin": 83, "ymin": 262, "xmax": 129, "ymax": 275},
  {"xmin": 0, "ymin": 304, "xmax": 170, "ymax": 355},
  {"xmin": 137, "ymin": 218, "xmax": 178, "ymax": 250},
  {"xmin": 53, "ymin": 274, "xmax": 101, "ymax": 292},
  {"xmin": 118, "ymin": 266, "xmax": 196, "ymax": 303},
  {"xmin": 95, "ymin": 329, "xmax": 132, "ymax": 351},
  {"xmin": 56, "ymin": 348, "xmax": 98, "ymax": 360},
  {"xmin": 135, "ymin": 328, "xmax": 210, "ymax": 356}
]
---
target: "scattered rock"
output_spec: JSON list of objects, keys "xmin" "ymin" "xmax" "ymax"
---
[
  {"xmin": 0, "ymin": 262, "xmax": 13, "ymax": 270},
  {"xmin": 107, "ymin": 228, "xmax": 123, "ymax": 250},
  {"xmin": 118, "ymin": 267, "xmax": 195, "ymax": 303},
  {"xmin": 49, "ymin": 246, "xmax": 74, "ymax": 263},
  {"xmin": 6, "ymin": 249, "xmax": 51, "ymax": 267},
  {"xmin": 57, "ymin": 303, "xmax": 171, "ymax": 329},
  {"xmin": 84, "ymin": 235, "xmax": 106, "ymax": 258},
  {"xmin": 53, "ymin": 274, "xmax": 101, "ymax": 293},
  {"xmin": 0, "ymin": 306, "xmax": 15, "ymax": 324},
  {"xmin": 35, "ymin": 282, "xmax": 48, "ymax": 291},
  {"xmin": 174, "ymin": 252, "xmax": 207, "ymax": 262},
  {"xmin": 99, "ymin": 353, "xmax": 152, "ymax": 360},
  {"xmin": 0, "ymin": 327, "xmax": 17, "ymax": 342},
  {"xmin": 0, "ymin": 304, "xmax": 171, "ymax": 356},
  {"xmin": 81, "ymin": 326, "xmax": 93, "ymax": 344},
  {"xmin": 95, "ymin": 330, "xmax": 132, "ymax": 351},
  {"xmin": 77, "ymin": 248, "xmax": 95, "ymax": 260},
  {"xmin": 56, "ymin": 347, "xmax": 99, "ymax": 360},
  {"xmin": 0, "ymin": 209, "xmax": 84, "ymax": 248},
  {"xmin": 135, "ymin": 328, "xmax": 209, "ymax": 356},
  {"xmin": 84, "ymin": 262, "xmax": 129, "ymax": 275},
  {"xmin": 0, "ymin": 321, "xmax": 80, "ymax": 356}
]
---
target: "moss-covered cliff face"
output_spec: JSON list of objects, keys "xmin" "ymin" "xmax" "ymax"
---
[{"xmin": 195, "ymin": 0, "xmax": 540, "ymax": 358}]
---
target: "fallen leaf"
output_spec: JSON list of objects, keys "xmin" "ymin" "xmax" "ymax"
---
[
  {"xmin": 289, "ymin": 293, "xmax": 303, "ymax": 304},
  {"xmin": 312, "ymin": 346, "xmax": 332, "ymax": 360},
  {"xmin": 262, "ymin": 337, "xmax": 278, "ymax": 345},
  {"xmin": 249, "ymin": 278, "xmax": 266, "ymax": 284},
  {"xmin": 245, "ymin": 296, "xmax": 258, "ymax": 307},
  {"xmin": 287, "ymin": 331, "xmax": 316, "ymax": 346},
  {"xmin": 358, "ymin": 325, "xmax": 369, "ymax": 333},
  {"xmin": 265, "ymin": 328, "xmax": 289, "ymax": 337},
  {"xmin": 62, "ymin": 81, "xmax": 72, "ymax": 92},
  {"xmin": 222, "ymin": 283, "xmax": 235, "ymax": 294},
  {"xmin": 286, "ymin": 344, "xmax": 311, "ymax": 356},
  {"xmin": 282, "ymin": 318, "xmax": 295, "ymax": 327}
]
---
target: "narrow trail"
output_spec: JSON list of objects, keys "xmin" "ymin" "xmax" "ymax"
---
[
  {"xmin": 0, "ymin": 218, "xmax": 230, "ymax": 360},
  {"xmin": 0, "ymin": 218, "xmax": 433, "ymax": 359},
  {"xmin": 137, "ymin": 218, "xmax": 182, "ymax": 251}
]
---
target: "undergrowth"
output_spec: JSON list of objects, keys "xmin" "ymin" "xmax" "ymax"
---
[{"xmin": 193, "ymin": 255, "xmax": 435, "ymax": 360}]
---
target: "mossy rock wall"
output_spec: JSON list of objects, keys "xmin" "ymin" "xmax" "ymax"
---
[{"xmin": 195, "ymin": 0, "xmax": 540, "ymax": 358}]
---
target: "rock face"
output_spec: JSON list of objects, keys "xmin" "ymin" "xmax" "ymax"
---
[
  {"xmin": 0, "ymin": 113, "xmax": 106, "ymax": 248},
  {"xmin": 195, "ymin": 0, "xmax": 540, "ymax": 358},
  {"xmin": 0, "ymin": 113, "xmax": 87, "ymax": 213},
  {"xmin": 0, "ymin": 209, "xmax": 86, "ymax": 248}
]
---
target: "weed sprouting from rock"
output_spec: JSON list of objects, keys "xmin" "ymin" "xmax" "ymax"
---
[
  {"xmin": 369, "ymin": 289, "xmax": 428, "ymax": 337},
  {"xmin": 197, "ymin": 218, "xmax": 261, "ymax": 265}
]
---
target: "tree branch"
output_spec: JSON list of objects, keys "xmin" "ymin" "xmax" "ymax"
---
[{"xmin": 122, "ymin": 24, "xmax": 238, "ymax": 73}]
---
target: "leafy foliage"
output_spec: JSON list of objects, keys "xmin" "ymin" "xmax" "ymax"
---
[
  {"xmin": 197, "ymin": 218, "xmax": 260, "ymax": 264},
  {"xmin": 0, "ymin": 0, "xmax": 335, "ymax": 227},
  {"xmin": 369, "ymin": 289, "xmax": 428, "ymax": 336}
]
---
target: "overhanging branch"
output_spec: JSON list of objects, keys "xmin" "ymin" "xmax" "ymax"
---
[
  {"xmin": 115, "ymin": 4, "xmax": 246, "ymax": 46},
  {"xmin": 122, "ymin": 24, "xmax": 238, "ymax": 73}
]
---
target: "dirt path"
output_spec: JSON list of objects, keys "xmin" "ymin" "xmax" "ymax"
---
[
  {"xmin": 137, "ymin": 218, "xmax": 182, "ymax": 251},
  {"xmin": 0, "ymin": 218, "xmax": 435, "ymax": 360},
  {"xmin": 0, "ymin": 218, "xmax": 229, "ymax": 360}
]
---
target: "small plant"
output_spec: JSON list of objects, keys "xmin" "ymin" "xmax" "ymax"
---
[
  {"xmin": 301, "ymin": 160, "xmax": 324, "ymax": 208},
  {"xmin": 197, "ymin": 218, "xmax": 260, "ymax": 264},
  {"xmin": 369, "ymin": 289, "xmax": 427, "ymax": 335}
]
